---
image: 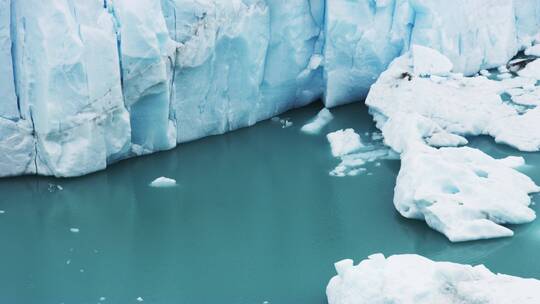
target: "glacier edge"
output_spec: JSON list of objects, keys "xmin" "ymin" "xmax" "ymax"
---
[{"xmin": 1, "ymin": 0, "xmax": 539, "ymax": 177}]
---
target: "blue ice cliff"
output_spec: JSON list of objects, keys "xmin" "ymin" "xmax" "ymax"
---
[{"xmin": 1, "ymin": 0, "xmax": 539, "ymax": 177}]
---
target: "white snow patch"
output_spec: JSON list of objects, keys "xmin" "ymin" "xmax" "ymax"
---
[
  {"xmin": 525, "ymin": 44, "xmax": 540, "ymax": 57},
  {"xmin": 411, "ymin": 45, "xmax": 453, "ymax": 76},
  {"xmin": 149, "ymin": 177, "xmax": 177, "ymax": 188},
  {"xmin": 497, "ymin": 72, "xmax": 513, "ymax": 80},
  {"xmin": 327, "ymin": 254, "xmax": 540, "ymax": 304},
  {"xmin": 518, "ymin": 59, "xmax": 540, "ymax": 80},
  {"xmin": 301, "ymin": 108, "xmax": 334, "ymax": 135},
  {"xmin": 479, "ymin": 69, "xmax": 491, "ymax": 76}
]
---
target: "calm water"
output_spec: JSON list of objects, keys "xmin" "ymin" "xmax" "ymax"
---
[{"xmin": 1, "ymin": 102, "xmax": 539, "ymax": 304}]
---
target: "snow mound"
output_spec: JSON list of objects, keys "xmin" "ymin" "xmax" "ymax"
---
[
  {"xmin": 525, "ymin": 44, "xmax": 540, "ymax": 56},
  {"xmin": 518, "ymin": 58, "xmax": 540, "ymax": 80},
  {"xmin": 149, "ymin": 177, "xmax": 177, "ymax": 188},
  {"xmin": 327, "ymin": 129, "xmax": 363, "ymax": 157},
  {"xmin": 301, "ymin": 108, "xmax": 334, "ymax": 135},
  {"xmin": 411, "ymin": 44, "xmax": 453, "ymax": 76},
  {"xmin": 366, "ymin": 47, "xmax": 540, "ymax": 241},
  {"xmin": 327, "ymin": 254, "xmax": 540, "ymax": 304}
]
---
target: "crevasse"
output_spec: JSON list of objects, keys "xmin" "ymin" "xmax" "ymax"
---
[{"xmin": 1, "ymin": 0, "xmax": 539, "ymax": 177}]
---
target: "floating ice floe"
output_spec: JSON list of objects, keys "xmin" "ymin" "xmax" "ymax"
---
[
  {"xmin": 149, "ymin": 177, "xmax": 177, "ymax": 188},
  {"xmin": 397, "ymin": 147, "xmax": 538, "ymax": 242},
  {"xmin": 327, "ymin": 254, "xmax": 540, "ymax": 304},
  {"xmin": 327, "ymin": 129, "xmax": 363, "ymax": 157},
  {"xmin": 301, "ymin": 108, "xmax": 334, "ymax": 135},
  {"xmin": 328, "ymin": 129, "xmax": 399, "ymax": 177},
  {"xmin": 330, "ymin": 147, "xmax": 398, "ymax": 177},
  {"xmin": 366, "ymin": 46, "xmax": 540, "ymax": 241}
]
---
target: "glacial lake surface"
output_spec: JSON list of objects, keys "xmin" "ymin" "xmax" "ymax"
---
[{"xmin": 1, "ymin": 102, "xmax": 539, "ymax": 304}]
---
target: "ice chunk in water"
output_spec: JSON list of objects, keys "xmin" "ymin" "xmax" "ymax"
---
[
  {"xmin": 301, "ymin": 108, "xmax": 334, "ymax": 135},
  {"xmin": 327, "ymin": 254, "xmax": 540, "ymax": 304},
  {"xmin": 327, "ymin": 129, "xmax": 363, "ymax": 157},
  {"xmin": 149, "ymin": 177, "xmax": 177, "ymax": 188}
]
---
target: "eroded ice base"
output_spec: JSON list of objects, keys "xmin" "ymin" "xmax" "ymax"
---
[
  {"xmin": 327, "ymin": 254, "xmax": 540, "ymax": 304},
  {"xmin": 365, "ymin": 45, "xmax": 540, "ymax": 241}
]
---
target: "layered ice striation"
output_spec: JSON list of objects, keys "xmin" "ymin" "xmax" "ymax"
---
[
  {"xmin": 366, "ymin": 45, "xmax": 540, "ymax": 241},
  {"xmin": 327, "ymin": 254, "xmax": 540, "ymax": 304},
  {"xmin": 1, "ymin": 0, "xmax": 540, "ymax": 177}
]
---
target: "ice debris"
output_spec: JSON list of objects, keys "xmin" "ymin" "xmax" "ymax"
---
[
  {"xmin": 327, "ymin": 254, "xmax": 540, "ymax": 304},
  {"xmin": 149, "ymin": 177, "xmax": 177, "ymax": 188},
  {"xmin": 327, "ymin": 129, "xmax": 363, "ymax": 157},
  {"xmin": 366, "ymin": 47, "xmax": 540, "ymax": 241},
  {"xmin": 301, "ymin": 108, "xmax": 334, "ymax": 135}
]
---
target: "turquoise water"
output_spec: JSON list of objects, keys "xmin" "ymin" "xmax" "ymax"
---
[{"xmin": 1, "ymin": 102, "xmax": 539, "ymax": 304}]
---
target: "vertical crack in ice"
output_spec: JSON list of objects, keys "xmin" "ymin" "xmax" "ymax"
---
[
  {"xmin": 9, "ymin": 0, "xmax": 21, "ymax": 120},
  {"xmin": 105, "ymin": 0, "xmax": 125, "ymax": 105}
]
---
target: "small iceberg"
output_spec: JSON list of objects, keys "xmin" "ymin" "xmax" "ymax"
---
[
  {"xmin": 149, "ymin": 177, "xmax": 177, "ymax": 188},
  {"xmin": 327, "ymin": 254, "xmax": 540, "ymax": 304},
  {"xmin": 301, "ymin": 108, "xmax": 334, "ymax": 135},
  {"xmin": 327, "ymin": 129, "xmax": 363, "ymax": 157}
]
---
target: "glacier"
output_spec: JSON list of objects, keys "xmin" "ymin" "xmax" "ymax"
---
[
  {"xmin": 1, "ymin": 0, "xmax": 540, "ymax": 177},
  {"xmin": 327, "ymin": 254, "xmax": 540, "ymax": 304}
]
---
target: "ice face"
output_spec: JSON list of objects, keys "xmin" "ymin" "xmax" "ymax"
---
[
  {"xmin": 366, "ymin": 47, "xmax": 540, "ymax": 241},
  {"xmin": 1, "ymin": 0, "xmax": 540, "ymax": 177},
  {"xmin": 327, "ymin": 254, "xmax": 540, "ymax": 304},
  {"xmin": 0, "ymin": 0, "xmax": 18, "ymax": 120}
]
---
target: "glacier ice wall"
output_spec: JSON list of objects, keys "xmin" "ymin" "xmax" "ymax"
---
[{"xmin": 1, "ymin": 0, "xmax": 539, "ymax": 177}]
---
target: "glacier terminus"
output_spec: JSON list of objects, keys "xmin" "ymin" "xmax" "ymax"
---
[{"xmin": 1, "ymin": 0, "xmax": 540, "ymax": 177}]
